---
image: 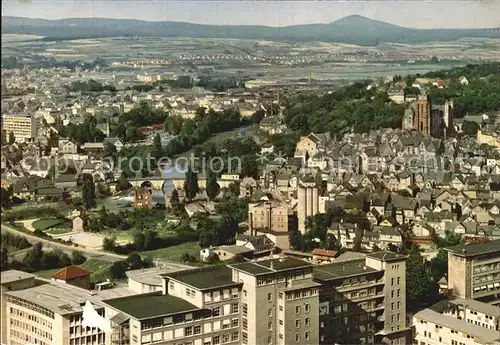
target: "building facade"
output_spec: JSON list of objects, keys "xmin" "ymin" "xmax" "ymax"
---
[
  {"xmin": 1, "ymin": 114, "xmax": 42, "ymax": 143},
  {"xmin": 413, "ymin": 299, "xmax": 500, "ymax": 345},
  {"xmin": 446, "ymin": 239, "xmax": 500, "ymax": 306},
  {"xmin": 2, "ymin": 251, "xmax": 409, "ymax": 345}
]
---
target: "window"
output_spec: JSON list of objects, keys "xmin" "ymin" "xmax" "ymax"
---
[
  {"xmin": 305, "ymin": 332, "xmax": 310, "ymax": 340},
  {"xmin": 194, "ymin": 326, "xmax": 201, "ymax": 335},
  {"xmin": 268, "ymin": 321, "xmax": 272, "ymax": 330},
  {"xmin": 204, "ymin": 342, "xmax": 211, "ymax": 345},
  {"xmin": 397, "ymin": 289, "xmax": 400, "ymax": 297},
  {"xmin": 295, "ymin": 333, "xmax": 301, "ymax": 342},
  {"xmin": 212, "ymin": 307, "xmax": 220, "ymax": 317},
  {"xmin": 279, "ymin": 334, "xmax": 283, "ymax": 340},
  {"xmin": 268, "ymin": 336, "xmax": 272, "ymax": 345},
  {"xmin": 213, "ymin": 336, "xmax": 220, "ymax": 345},
  {"xmin": 185, "ymin": 327, "xmax": 193, "ymax": 336},
  {"xmin": 232, "ymin": 319, "xmax": 239, "ymax": 327},
  {"xmin": 222, "ymin": 334, "xmax": 230, "ymax": 343},
  {"xmin": 243, "ymin": 303, "xmax": 248, "ymax": 317},
  {"xmin": 296, "ymin": 306, "xmax": 301, "ymax": 315},
  {"xmin": 279, "ymin": 320, "xmax": 283, "ymax": 325},
  {"xmin": 268, "ymin": 309, "xmax": 272, "ymax": 317},
  {"xmin": 305, "ymin": 318, "xmax": 310, "ymax": 326},
  {"xmin": 305, "ymin": 304, "xmax": 310, "ymax": 312},
  {"xmin": 231, "ymin": 304, "xmax": 239, "ymax": 314},
  {"xmin": 268, "ymin": 293, "xmax": 272, "ymax": 301},
  {"xmin": 232, "ymin": 332, "xmax": 239, "ymax": 341},
  {"xmin": 296, "ymin": 320, "xmax": 301, "ymax": 328},
  {"xmin": 391, "ymin": 290, "xmax": 395, "ymax": 298},
  {"xmin": 391, "ymin": 303, "xmax": 394, "ymax": 311},
  {"xmin": 391, "ymin": 278, "xmax": 395, "ymax": 285},
  {"xmin": 397, "ymin": 277, "xmax": 400, "ymax": 284},
  {"xmin": 279, "ymin": 306, "xmax": 283, "ymax": 311}
]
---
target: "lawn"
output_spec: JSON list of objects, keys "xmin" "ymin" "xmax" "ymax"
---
[
  {"xmin": 140, "ymin": 241, "xmax": 201, "ymax": 262},
  {"xmin": 34, "ymin": 259, "xmax": 113, "ymax": 283},
  {"xmin": 175, "ymin": 130, "xmax": 236, "ymax": 159},
  {"xmin": 32, "ymin": 218, "xmax": 65, "ymax": 231}
]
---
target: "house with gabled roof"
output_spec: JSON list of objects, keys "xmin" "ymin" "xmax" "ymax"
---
[{"xmin": 51, "ymin": 265, "xmax": 90, "ymax": 290}]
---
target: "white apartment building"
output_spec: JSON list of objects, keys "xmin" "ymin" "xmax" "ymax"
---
[
  {"xmin": 2, "ymin": 114, "xmax": 42, "ymax": 143},
  {"xmin": 414, "ymin": 299, "xmax": 500, "ymax": 345},
  {"xmin": 1, "ymin": 270, "xmax": 134, "ymax": 345},
  {"xmin": 2, "ymin": 252, "xmax": 410, "ymax": 345}
]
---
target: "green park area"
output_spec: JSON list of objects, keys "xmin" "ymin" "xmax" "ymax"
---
[{"xmin": 35, "ymin": 258, "xmax": 113, "ymax": 282}]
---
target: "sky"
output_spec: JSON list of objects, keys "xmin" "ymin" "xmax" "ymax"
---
[{"xmin": 2, "ymin": 0, "xmax": 500, "ymax": 29}]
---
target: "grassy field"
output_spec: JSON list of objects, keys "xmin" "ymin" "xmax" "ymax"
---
[
  {"xmin": 140, "ymin": 241, "xmax": 201, "ymax": 262},
  {"xmin": 175, "ymin": 130, "xmax": 236, "ymax": 160},
  {"xmin": 32, "ymin": 218, "xmax": 65, "ymax": 231},
  {"xmin": 46, "ymin": 228, "xmax": 73, "ymax": 235},
  {"xmin": 34, "ymin": 259, "xmax": 113, "ymax": 283}
]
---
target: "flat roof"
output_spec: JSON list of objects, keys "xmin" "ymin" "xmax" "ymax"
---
[
  {"xmin": 449, "ymin": 298, "xmax": 500, "ymax": 317},
  {"xmin": 230, "ymin": 257, "xmax": 313, "ymax": 276},
  {"xmin": 415, "ymin": 308, "xmax": 500, "ymax": 343},
  {"xmin": 104, "ymin": 292, "xmax": 199, "ymax": 320},
  {"xmin": 126, "ymin": 264, "xmax": 191, "ymax": 287},
  {"xmin": 1, "ymin": 270, "xmax": 35, "ymax": 285},
  {"xmin": 165, "ymin": 265, "xmax": 240, "ymax": 291},
  {"xmin": 5, "ymin": 281, "xmax": 135, "ymax": 315},
  {"xmin": 366, "ymin": 251, "xmax": 408, "ymax": 262},
  {"xmin": 313, "ymin": 259, "xmax": 379, "ymax": 282},
  {"xmin": 445, "ymin": 239, "xmax": 500, "ymax": 257}
]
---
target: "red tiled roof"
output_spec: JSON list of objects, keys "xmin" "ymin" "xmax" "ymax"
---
[
  {"xmin": 51, "ymin": 265, "xmax": 89, "ymax": 281},
  {"xmin": 312, "ymin": 249, "xmax": 338, "ymax": 257}
]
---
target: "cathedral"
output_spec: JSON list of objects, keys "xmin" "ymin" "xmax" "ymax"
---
[{"xmin": 402, "ymin": 93, "xmax": 453, "ymax": 138}]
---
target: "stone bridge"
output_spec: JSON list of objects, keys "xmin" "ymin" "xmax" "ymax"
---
[{"xmin": 129, "ymin": 175, "xmax": 240, "ymax": 193}]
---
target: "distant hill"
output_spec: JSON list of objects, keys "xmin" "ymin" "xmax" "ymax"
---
[{"xmin": 2, "ymin": 15, "xmax": 499, "ymax": 45}]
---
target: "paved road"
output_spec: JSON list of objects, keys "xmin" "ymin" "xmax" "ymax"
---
[{"xmin": 1, "ymin": 224, "xmax": 126, "ymax": 263}]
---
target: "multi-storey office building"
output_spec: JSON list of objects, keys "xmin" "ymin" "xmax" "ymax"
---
[
  {"xmin": 315, "ymin": 251, "xmax": 409, "ymax": 345},
  {"xmin": 1, "ymin": 270, "xmax": 134, "ymax": 345},
  {"xmin": 446, "ymin": 239, "xmax": 500, "ymax": 306},
  {"xmin": 102, "ymin": 253, "xmax": 409, "ymax": 345},
  {"xmin": 1, "ymin": 114, "xmax": 42, "ymax": 143},
  {"xmin": 2, "ymin": 251, "xmax": 410, "ymax": 345},
  {"xmin": 414, "ymin": 299, "xmax": 500, "ymax": 345}
]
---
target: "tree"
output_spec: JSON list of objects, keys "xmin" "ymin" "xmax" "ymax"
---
[
  {"xmin": 429, "ymin": 249, "xmax": 448, "ymax": 282},
  {"xmin": 71, "ymin": 251, "xmax": 86, "ymax": 265},
  {"xmin": 8, "ymin": 131, "xmax": 15, "ymax": 144},
  {"xmin": 171, "ymin": 188, "xmax": 180, "ymax": 204},
  {"xmin": 250, "ymin": 109, "xmax": 265, "ymax": 124},
  {"xmin": 23, "ymin": 242, "xmax": 43, "ymax": 271},
  {"xmin": 180, "ymin": 252, "xmax": 197, "ymax": 263},
  {"xmin": 152, "ymin": 133, "xmax": 163, "ymax": 160},
  {"xmin": 462, "ymin": 121, "xmax": 479, "ymax": 136},
  {"xmin": 0, "ymin": 245, "xmax": 9, "ymax": 271},
  {"xmin": 0, "ymin": 187, "xmax": 11, "ymax": 208},
  {"xmin": 184, "ymin": 165, "xmax": 199, "ymax": 201},
  {"xmin": 102, "ymin": 237, "xmax": 116, "ymax": 251},
  {"xmin": 205, "ymin": 168, "xmax": 220, "ymax": 201},
  {"xmin": 81, "ymin": 174, "xmax": 96, "ymax": 210},
  {"xmin": 289, "ymin": 230, "xmax": 304, "ymax": 251},
  {"xmin": 397, "ymin": 189, "xmax": 412, "ymax": 197},
  {"xmin": 240, "ymin": 155, "xmax": 259, "ymax": 178}
]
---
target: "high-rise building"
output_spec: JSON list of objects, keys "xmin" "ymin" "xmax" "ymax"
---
[
  {"xmin": 297, "ymin": 176, "xmax": 319, "ymax": 233},
  {"xmin": 316, "ymin": 251, "xmax": 409, "ymax": 345},
  {"xmin": 1, "ymin": 114, "xmax": 42, "ymax": 143},
  {"xmin": 445, "ymin": 239, "xmax": 500, "ymax": 306},
  {"xmin": 2, "ymin": 251, "xmax": 409, "ymax": 345}
]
